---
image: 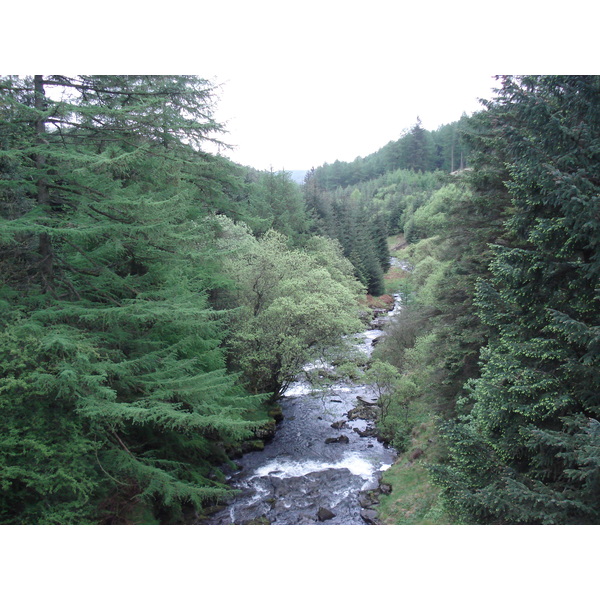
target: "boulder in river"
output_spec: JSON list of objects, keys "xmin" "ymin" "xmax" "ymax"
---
[
  {"xmin": 353, "ymin": 426, "xmax": 378, "ymax": 438},
  {"xmin": 317, "ymin": 507, "xmax": 336, "ymax": 522},
  {"xmin": 325, "ymin": 435, "xmax": 349, "ymax": 444},
  {"xmin": 358, "ymin": 491, "xmax": 377, "ymax": 509},
  {"xmin": 360, "ymin": 509, "xmax": 379, "ymax": 524},
  {"xmin": 347, "ymin": 404, "xmax": 379, "ymax": 421}
]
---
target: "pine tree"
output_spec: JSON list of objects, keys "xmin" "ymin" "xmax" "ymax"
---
[
  {"xmin": 404, "ymin": 117, "xmax": 433, "ymax": 172},
  {"xmin": 371, "ymin": 213, "xmax": 391, "ymax": 272},
  {"xmin": 249, "ymin": 169, "xmax": 309, "ymax": 243},
  {"xmin": 303, "ymin": 168, "xmax": 334, "ymax": 236},
  {"xmin": 327, "ymin": 196, "xmax": 385, "ymax": 296}
]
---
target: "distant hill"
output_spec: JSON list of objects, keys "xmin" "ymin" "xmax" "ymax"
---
[{"xmin": 312, "ymin": 116, "xmax": 472, "ymax": 190}]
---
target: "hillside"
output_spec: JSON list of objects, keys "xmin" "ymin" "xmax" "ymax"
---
[{"xmin": 1, "ymin": 75, "xmax": 599, "ymax": 528}]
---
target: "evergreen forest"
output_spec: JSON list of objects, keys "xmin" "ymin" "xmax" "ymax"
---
[{"xmin": 1, "ymin": 75, "xmax": 598, "ymax": 525}]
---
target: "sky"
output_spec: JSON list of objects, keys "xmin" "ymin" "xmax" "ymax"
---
[
  {"xmin": 7, "ymin": 0, "xmax": 596, "ymax": 175},
  {"xmin": 196, "ymin": 2, "xmax": 506, "ymax": 171},
  {"xmin": 210, "ymin": 71, "xmax": 497, "ymax": 171}
]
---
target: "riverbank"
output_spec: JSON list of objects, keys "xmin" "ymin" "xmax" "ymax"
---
[
  {"xmin": 203, "ymin": 241, "xmax": 452, "ymax": 525},
  {"xmin": 372, "ymin": 235, "xmax": 452, "ymax": 525},
  {"xmin": 200, "ymin": 296, "xmax": 399, "ymax": 525}
]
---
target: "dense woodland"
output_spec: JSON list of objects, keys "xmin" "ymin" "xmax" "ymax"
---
[{"xmin": 0, "ymin": 75, "xmax": 598, "ymax": 524}]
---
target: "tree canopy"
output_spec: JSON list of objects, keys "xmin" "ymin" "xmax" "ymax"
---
[
  {"xmin": 0, "ymin": 75, "xmax": 375, "ymax": 523},
  {"xmin": 213, "ymin": 216, "xmax": 365, "ymax": 397},
  {"xmin": 433, "ymin": 76, "xmax": 600, "ymax": 524},
  {"xmin": 4, "ymin": 74, "xmax": 598, "ymax": 525},
  {"xmin": 0, "ymin": 76, "xmax": 264, "ymax": 523}
]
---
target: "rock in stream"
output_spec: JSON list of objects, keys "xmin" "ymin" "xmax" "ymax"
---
[{"xmin": 203, "ymin": 295, "xmax": 400, "ymax": 525}]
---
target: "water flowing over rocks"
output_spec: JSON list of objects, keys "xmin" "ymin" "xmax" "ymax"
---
[{"xmin": 203, "ymin": 294, "xmax": 401, "ymax": 525}]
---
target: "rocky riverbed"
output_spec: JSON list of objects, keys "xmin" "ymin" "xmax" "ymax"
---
[{"xmin": 203, "ymin": 295, "xmax": 401, "ymax": 525}]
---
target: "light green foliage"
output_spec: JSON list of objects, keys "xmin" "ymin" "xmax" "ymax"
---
[
  {"xmin": 357, "ymin": 169, "xmax": 447, "ymax": 236},
  {"xmin": 304, "ymin": 167, "xmax": 448, "ymax": 294},
  {"xmin": 385, "ymin": 334, "xmax": 438, "ymax": 447},
  {"xmin": 367, "ymin": 331, "xmax": 439, "ymax": 451},
  {"xmin": 408, "ymin": 184, "xmax": 473, "ymax": 242},
  {"xmin": 215, "ymin": 217, "xmax": 364, "ymax": 396},
  {"xmin": 369, "ymin": 122, "xmax": 508, "ymax": 520},
  {"xmin": 399, "ymin": 235, "xmax": 442, "ymax": 265},
  {"xmin": 409, "ymin": 255, "xmax": 449, "ymax": 307},
  {"xmin": 363, "ymin": 359, "xmax": 401, "ymax": 420}
]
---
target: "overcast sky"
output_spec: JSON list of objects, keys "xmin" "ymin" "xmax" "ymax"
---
[
  {"xmin": 9, "ymin": 0, "xmax": 595, "ymax": 176},
  {"xmin": 185, "ymin": 1, "xmax": 594, "ymax": 172},
  {"xmin": 197, "ymin": 2, "xmax": 505, "ymax": 171},
  {"xmin": 210, "ymin": 71, "xmax": 497, "ymax": 171}
]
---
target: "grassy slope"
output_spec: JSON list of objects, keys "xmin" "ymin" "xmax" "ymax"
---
[{"xmin": 376, "ymin": 235, "xmax": 453, "ymax": 525}]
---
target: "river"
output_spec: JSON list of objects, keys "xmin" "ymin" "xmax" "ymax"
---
[{"xmin": 204, "ymin": 294, "xmax": 401, "ymax": 525}]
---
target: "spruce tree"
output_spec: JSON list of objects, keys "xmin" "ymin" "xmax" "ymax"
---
[
  {"xmin": 371, "ymin": 213, "xmax": 391, "ymax": 273},
  {"xmin": 432, "ymin": 76, "xmax": 600, "ymax": 524},
  {"xmin": 328, "ymin": 197, "xmax": 385, "ymax": 296},
  {"xmin": 247, "ymin": 169, "xmax": 309, "ymax": 243}
]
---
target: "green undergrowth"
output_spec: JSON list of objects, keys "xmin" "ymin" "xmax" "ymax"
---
[
  {"xmin": 376, "ymin": 416, "xmax": 452, "ymax": 525},
  {"xmin": 374, "ymin": 233, "xmax": 452, "ymax": 525},
  {"xmin": 383, "ymin": 235, "xmax": 410, "ymax": 296},
  {"xmin": 374, "ymin": 355, "xmax": 452, "ymax": 524}
]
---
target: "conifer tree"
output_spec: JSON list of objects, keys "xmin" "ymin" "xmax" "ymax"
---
[
  {"xmin": 432, "ymin": 76, "xmax": 600, "ymax": 524},
  {"xmin": 0, "ymin": 76, "xmax": 263, "ymax": 523},
  {"xmin": 328, "ymin": 197, "xmax": 385, "ymax": 295},
  {"xmin": 303, "ymin": 168, "xmax": 334, "ymax": 236},
  {"xmin": 247, "ymin": 168, "xmax": 309, "ymax": 244},
  {"xmin": 371, "ymin": 213, "xmax": 391, "ymax": 272}
]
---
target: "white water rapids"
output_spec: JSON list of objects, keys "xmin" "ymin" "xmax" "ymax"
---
[{"xmin": 205, "ymin": 294, "xmax": 401, "ymax": 525}]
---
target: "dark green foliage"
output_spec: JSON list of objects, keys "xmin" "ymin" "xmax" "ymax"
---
[
  {"xmin": 403, "ymin": 117, "xmax": 433, "ymax": 172},
  {"xmin": 312, "ymin": 117, "xmax": 472, "ymax": 190},
  {"xmin": 329, "ymin": 197, "xmax": 386, "ymax": 295},
  {"xmin": 0, "ymin": 76, "xmax": 264, "ymax": 523},
  {"xmin": 301, "ymin": 176, "xmax": 385, "ymax": 294},
  {"xmin": 243, "ymin": 168, "xmax": 310, "ymax": 244},
  {"xmin": 303, "ymin": 168, "xmax": 336, "ymax": 237},
  {"xmin": 432, "ymin": 76, "xmax": 600, "ymax": 524},
  {"xmin": 371, "ymin": 213, "xmax": 391, "ymax": 272},
  {"xmin": 430, "ymin": 115, "xmax": 471, "ymax": 172}
]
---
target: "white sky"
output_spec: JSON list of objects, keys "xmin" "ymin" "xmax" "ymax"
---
[
  {"xmin": 199, "ymin": 2, "xmax": 505, "ymax": 170},
  {"xmin": 7, "ymin": 1, "xmax": 597, "ymax": 174},
  {"xmin": 210, "ymin": 71, "xmax": 497, "ymax": 171}
]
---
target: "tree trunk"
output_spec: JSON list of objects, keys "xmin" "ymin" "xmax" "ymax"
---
[{"xmin": 34, "ymin": 75, "xmax": 54, "ymax": 291}]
